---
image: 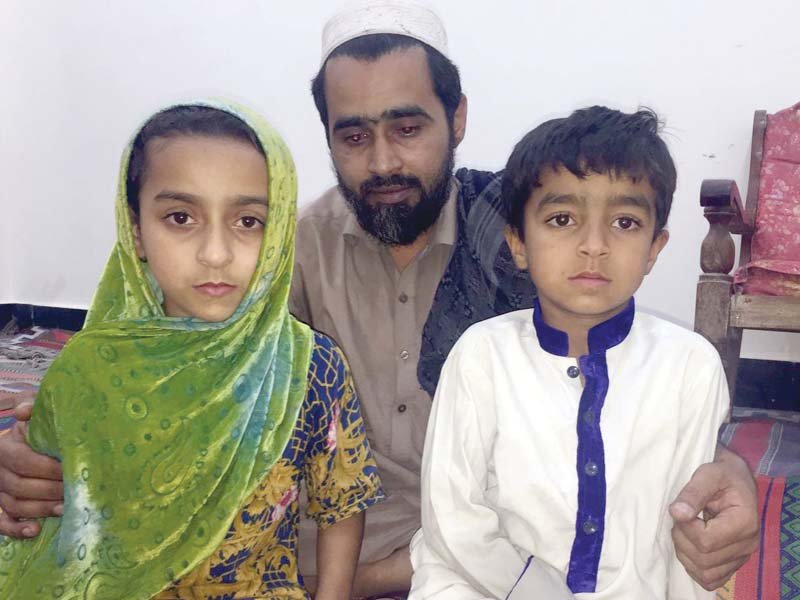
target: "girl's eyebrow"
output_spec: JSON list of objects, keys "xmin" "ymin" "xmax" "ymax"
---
[
  {"xmin": 234, "ymin": 195, "xmax": 268, "ymax": 207},
  {"xmin": 151, "ymin": 191, "xmax": 268, "ymax": 207},
  {"xmin": 153, "ymin": 190, "xmax": 199, "ymax": 203}
]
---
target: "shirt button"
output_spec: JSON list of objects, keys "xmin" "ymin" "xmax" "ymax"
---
[
  {"xmin": 567, "ymin": 365, "xmax": 580, "ymax": 378},
  {"xmin": 583, "ymin": 409, "xmax": 595, "ymax": 424},
  {"xmin": 584, "ymin": 461, "xmax": 599, "ymax": 476},
  {"xmin": 582, "ymin": 520, "xmax": 598, "ymax": 535},
  {"xmin": 397, "ymin": 404, "xmax": 407, "ymax": 413},
  {"xmin": 399, "ymin": 349, "xmax": 410, "ymax": 360},
  {"xmin": 398, "ymin": 292, "xmax": 408, "ymax": 303}
]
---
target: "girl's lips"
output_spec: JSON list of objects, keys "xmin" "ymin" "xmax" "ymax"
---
[{"xmin": 194, "ymin": 283, "xmax": 237, "ymax": 297}]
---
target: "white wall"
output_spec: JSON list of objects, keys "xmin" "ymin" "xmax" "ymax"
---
[{"xmin": 2, "ymin": 0, "xmax": 799, "ymax": 361}]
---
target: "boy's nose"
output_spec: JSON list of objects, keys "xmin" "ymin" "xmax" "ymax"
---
[
  {"xmin": 577, "ymin": 223, "xmax": 610, "ymax": 258},
  {"xmin": 197, "ymin": 225, "xmax": 234, "ymax": 268},
  {"xmin": 368, "ymin": 136, "xmax": 403, "ymax": 176}
]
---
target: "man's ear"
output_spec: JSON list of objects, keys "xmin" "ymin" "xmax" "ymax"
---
[
  {"xmin": 504, "ymin": 225, "xmax": 529, "ymax": 271},
  {"xmin": 130, "ymin": 209, "xmax": 146, "ymax": 261},
  {"xmin": 452, "ymin": 94, "xmax": 468, "ymax": 147},
  {"xmin": 645, "ymin": 229, "xmax": 669, "ymax": 274}
]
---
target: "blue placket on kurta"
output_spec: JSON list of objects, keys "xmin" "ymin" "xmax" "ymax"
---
[{"xmin": 532, "ymin": 298, "xmax": 635, "ymax": 594}]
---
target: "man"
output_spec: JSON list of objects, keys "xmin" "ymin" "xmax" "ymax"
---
[{"xmin": 0, "ymin": 2, "xmax": 759, "ymax": 598}]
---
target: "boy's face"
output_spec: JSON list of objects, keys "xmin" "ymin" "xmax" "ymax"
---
[
  {"xmin": 132, "ymin": 135, "xmax": 268, "ymax": 322},
  {"xmin": 505, "ymin": 166, "xmax": 669, "ymax": 333}
]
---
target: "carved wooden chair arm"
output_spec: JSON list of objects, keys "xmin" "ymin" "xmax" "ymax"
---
[{"xmin": 699, "ymin": 179, "xmax": 754, "ymax": 276}]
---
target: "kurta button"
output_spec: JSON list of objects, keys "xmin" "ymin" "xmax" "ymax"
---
[
  {"xmin": 583, "ymin": 409, "xmax": 595, "ymax": 424},
  {"xmin": 567, "ymin": 365, "xmax": 580, "ymax": 378},
  {"xmin": 397, "ymin": 404, "xmax": 407, "ymax": 413},
  {"xmin": 584, "ymin": 461, "xmax": 599, "ymax": 476},
  {"xmin": 398, "ymin": 292, "xmax": 408, "ymax": 303},
  {"xmin": 400, "ymin": 350, "xmax": 410, "ymax": 360},
  {"xmin": 582, "ymin": 520, "xmax": 598, "ymax": 535}
]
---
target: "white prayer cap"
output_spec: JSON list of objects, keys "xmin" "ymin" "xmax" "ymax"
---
[{"xmin": 320, "ymin": 0, "xmax": 448, "ymax": 66}]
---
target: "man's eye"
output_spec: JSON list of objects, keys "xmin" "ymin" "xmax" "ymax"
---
[
  {"xmin": 398, "ymin": 126, "xmax": 419, "ymax": 137},
  {"xmin": 166, "ymin": 212, "xmax": 192, "ymax": 225},
  {"xmin": 239, "ymin": 216, "xmax": 264, "ymax": 229},
  {"xmin": 613, "ymin": 217, "xmax": 640, "ymax": 230},
  {"xmin": 546, "ymin": 213, "xmax": 574, "ymax": 227},
  {"xmin": 345, "ymin": 132, "xmax": 367, "ymax": 144}
]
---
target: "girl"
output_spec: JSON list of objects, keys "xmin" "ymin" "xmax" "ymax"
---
[{"xmin": 0, "ymin": 100, "xmax": 383, "ymax": 599}]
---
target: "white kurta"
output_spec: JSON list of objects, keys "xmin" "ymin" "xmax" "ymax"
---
[{"xmin": 409, "ymin": 306, "xmax": 728, "ymax": 600}]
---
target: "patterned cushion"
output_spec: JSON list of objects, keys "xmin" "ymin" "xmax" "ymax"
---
[{"xmin": 735, "ymin": 102, "xmax": 800, "ymax": 296}]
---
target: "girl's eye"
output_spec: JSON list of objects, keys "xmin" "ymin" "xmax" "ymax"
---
[
  {"xmin": 546, "ymin": 213, "xmax": 574, "ymax": 227},
  {"xmin": 239, "ymin": 216, "xmax": 264, "ymax": 229},
  {"xmin": 613, "ymin": 216, "xmax": 640, "ymax": 230},
  {"xmin": 166, "ymin": 212, "xmax": 192, "ymax": 225}
]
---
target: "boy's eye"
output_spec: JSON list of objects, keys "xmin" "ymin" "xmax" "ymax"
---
[
  {"xmin": 166, "ymin": 212, "xmax": 193, "ymax": 226},
  {"xmin": 546, "ymin": 213, "xmax": 574, "ymax": 227},
  {"xmin": 238, "ymin": 216, "xmax": 265, "ymax": 229},
  {"xmin": 613, "ymin": 216, "xmax": 641, "ymax": 230}
]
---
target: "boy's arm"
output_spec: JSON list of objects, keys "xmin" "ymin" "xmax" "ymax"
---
[
  {"xmin": 411, "ymin": 335, "xmax": 536, "ymax": 599},
  {"xmin": 669, "ymin": 444, "xmax": 759, "ymax": 590},
  {"xmin": 315, "ymin": 511, "xmax": 364, "ymax": 600},
  {"xmin": 664, "ymin": 349, "xmax": 731, "ymax": 598}
]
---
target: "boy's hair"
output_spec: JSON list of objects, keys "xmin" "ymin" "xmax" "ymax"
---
[
  {"xmin": 502, "ymin": 106, "xmax": 677, "ymax": 239},
  {"xmin": 310, "ymin": 33, "xmax": 462, "ymax": 141},
  {"xmin": 126, "ymin": 105, "xmax": 265, "ymax": 216}
]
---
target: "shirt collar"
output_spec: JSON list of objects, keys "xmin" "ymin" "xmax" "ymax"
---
[
  {"xmin": 342, "ymin": 177, "xmax": 459, "ymax": 248},
  {"xmin": 532, "ymin": 297, "xmax": 635, "ymax": 357}
]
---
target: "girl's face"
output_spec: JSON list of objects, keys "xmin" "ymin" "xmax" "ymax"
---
[{"xmin": 132, "ymin": 135, "xmax": 268, "ymax": 322}]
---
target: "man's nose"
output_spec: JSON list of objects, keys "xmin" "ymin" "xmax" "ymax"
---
[{"xmin": 367, "ymin": 135, "xmax": 403, "ymax": 176}]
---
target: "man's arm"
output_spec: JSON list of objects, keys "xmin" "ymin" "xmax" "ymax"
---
[
  {"xmin": 315, "ymin": 512, "xmax": 364, "ymax": 600},
  {"xmin": 0, "ymin": 399, "xmax": 63, "ymax": 538},
  {"xmin": 669, "ymin": 443, "xmax": 759, "ymax": 590}
]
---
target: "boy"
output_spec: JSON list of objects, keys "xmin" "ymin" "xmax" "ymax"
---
[{"xmin": 408, "ymin": 106, "xmax": 728, "ymax": 599}]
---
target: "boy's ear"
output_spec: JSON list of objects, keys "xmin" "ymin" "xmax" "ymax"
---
[
  {"xmin": 504, "ymin": 225, "xmax": 529, "ymax": 271},
  {"xmin": 130, "ymin": 209, "xmax": 147, "ymax": 262},
  {"xmin": 644, "ymin": 229, "xmax": 669, "ymax": 274}
]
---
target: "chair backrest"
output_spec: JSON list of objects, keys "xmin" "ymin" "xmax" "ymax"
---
[
  {"xmin": 695, "ymin": 105, "xmax": 800, "ymax": 404},
  {"xmin": 735, "ymin": 103, "xmax": 800, "ymax": 296}
]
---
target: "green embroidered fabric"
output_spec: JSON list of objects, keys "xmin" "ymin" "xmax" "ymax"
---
[{"xmin": 0, "ymin": 100, "xmax": 314, "ymax": 600}]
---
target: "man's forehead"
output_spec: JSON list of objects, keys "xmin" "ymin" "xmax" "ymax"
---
[{"xmin": 323, "ymin": 47, "xmax": 441, "ymax": 120}]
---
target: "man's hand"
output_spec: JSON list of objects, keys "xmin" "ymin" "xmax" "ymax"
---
[
  {"xmin": 669, "ymin": 445, "xmax": 759, "ymax": 590},
  {"xmin": 0, "ymin": 398, "xmax": 64, "ymax": 538}
]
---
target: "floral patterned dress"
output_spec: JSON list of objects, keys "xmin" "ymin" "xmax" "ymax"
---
[{"xmin": 154, "ymin": 333, "xmax": 385, "ymax": 599}]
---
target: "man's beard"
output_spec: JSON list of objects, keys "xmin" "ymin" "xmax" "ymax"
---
[{"xmin": 337, "ymin": 145, "xmax": 455, "ymax": 246}]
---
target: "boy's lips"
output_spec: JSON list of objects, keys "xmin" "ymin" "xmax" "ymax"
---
[
  {"xmin": 194, "ymin": 282, "xmax": 237, "ymax": 297},
  {"xmin": 569, "ymin": 272, "xmax": 611, "ymax": 288}
]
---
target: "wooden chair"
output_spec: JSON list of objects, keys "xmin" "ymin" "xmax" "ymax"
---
[{"xmin": 695, "ymin": 108, "xmax": 800, "ymax": 407}]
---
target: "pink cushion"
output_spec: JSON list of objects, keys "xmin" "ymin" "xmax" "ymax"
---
[{"xmin": 735, "ymin": 102, "xmax": 800, "ymax": 295}]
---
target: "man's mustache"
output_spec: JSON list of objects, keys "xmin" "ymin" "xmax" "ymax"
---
[{"xmin": 360, "ymin": 174, "xmax": 423, "ymax": 196}]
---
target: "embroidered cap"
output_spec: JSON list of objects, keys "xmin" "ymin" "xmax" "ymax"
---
[{"xmin": 320, "ymin": 0, "xmax": 448, "ymax": 65}]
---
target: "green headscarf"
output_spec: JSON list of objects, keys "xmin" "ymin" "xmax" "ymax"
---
[{"xmin": 0, "ymin": 100, "xmax": 314, "ymax": 599}]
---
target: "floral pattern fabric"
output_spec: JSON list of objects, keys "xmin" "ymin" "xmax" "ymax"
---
[
  {"xmin": 154, "ymin": 333, "xmax": 384, "ymax": 600},
  {"xmin": 735, "ymin": 102, "xmax": 800, "ymax": 296}
]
